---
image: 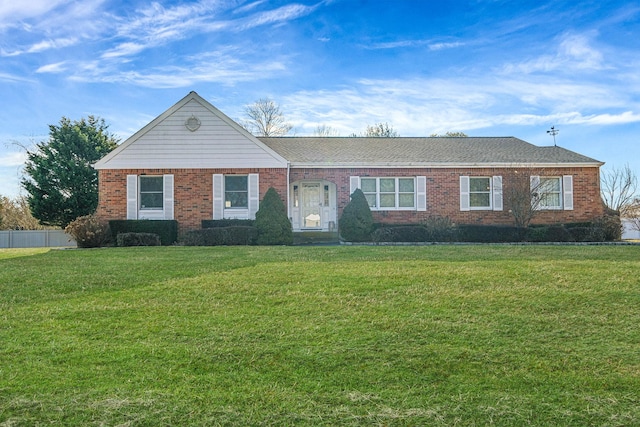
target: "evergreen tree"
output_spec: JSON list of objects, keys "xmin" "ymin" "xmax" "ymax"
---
[
  {"xmin": 255, "ymin": 187, "xmax": 293, "ymax": 245},
  {"xmin": 339, "ymin": 188, "xmax": 373, "ymax": 242},
  {"xmin": 21, "ymin": 116, "xmax": 119, "ymax": 227}
]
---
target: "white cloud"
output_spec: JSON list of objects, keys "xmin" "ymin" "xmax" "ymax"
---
[
  {"xmin": 36, "ymin": 62, "xmax": 67, "ymax": 73},
  {"xmin": 282, "ymin": 74, "xmax": 640, "ymax": 136},
  {"xmin": 502, "ymin": 32, "xmax": 607, "ymax": 75},
  {"xmin": 69, "ymin": 55, "xmax": 287, "ymax": 88},
  {"xmin": 0, "ymin": 151, "xmax": 27, "ymax": 167},
  {"xmin": 0, "ymin": 0, "xmax": 68, "ymax": 28},
  {"xmin": 101, "ymin": 42, "xmax": 146, "ymax": 59},
  {"xmin": 364, "ymin": 39, "xmax": 463, "ymax": 51}
]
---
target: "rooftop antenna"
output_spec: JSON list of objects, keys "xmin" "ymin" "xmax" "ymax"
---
[{"xmin": 547, "ymin": 125, "xmax": 559, "ymax": 146}]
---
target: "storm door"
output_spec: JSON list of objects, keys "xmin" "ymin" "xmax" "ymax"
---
[{"xmin": 301, "ymin": 183, "xmax": 322, "ymax": 229}]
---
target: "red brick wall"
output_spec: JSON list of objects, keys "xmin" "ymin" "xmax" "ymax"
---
[
  {"xmin": 98, "ymin": 166, "xmax": 604, "ymax": 234},
  {"xmin": 96, "ymin": 168, "xmax": 288, "ymax": 234},
  {"xmin": 290, "ymin": 166, "xmax": 604, "ymax": 226}
]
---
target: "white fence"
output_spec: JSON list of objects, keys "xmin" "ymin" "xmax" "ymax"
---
[
  {"xmin": 622, "ymin": 219, "xmax": 640, "ymax": 240},
  {"xmin": 0, "ymin": 230, "xmax": 77, "ymax": 248}
]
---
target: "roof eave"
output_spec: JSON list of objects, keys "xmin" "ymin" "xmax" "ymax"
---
[{"xmin": 288, "ymin": 161, "xmax": 604, "ymax": 169}]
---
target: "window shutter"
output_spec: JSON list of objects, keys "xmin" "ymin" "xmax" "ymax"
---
[
  {"xmin": 163, "ymin": 174, "xmax": 174, "ymax": 220},
  {"xmin": 530, "ymin": 175, "xmax": 541, "ymax": 210},
  {"xmin": 349, "ymin": 176, "xmax": 360, "ymax": 197},
  {"xmin": 248, "ymin": 173, "xmax": 259, "ymax": 219},
  {"xmin": 460, "ymin": 176, "xmax": 470, "ymax": 211},
  {"xmin": 492, "ymin": 175, "xmax": 503, "ymax": 211},
  {"xmin": 563, "ymin": 175, "xmax": 574, "ymax": 211},
  {"xmin": 126, "ymin": 175, "xmax": 138, "ymax": 220},
  {"xmin": 212, "ymin": 174, "xmax": 223, "ymax": 220},
  {"xmin": 416, "ymin": 176, "xmax": 427, "ymax": 211}
]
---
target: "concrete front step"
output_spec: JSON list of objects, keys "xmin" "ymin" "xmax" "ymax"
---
[{"xmin": 293, "ymin": 231, "xmax": 340, "ymax": 245}]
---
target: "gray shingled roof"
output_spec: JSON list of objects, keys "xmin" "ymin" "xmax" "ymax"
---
[{"xmin": 259, "ymin": 137, "xmax": 602, "ymax": 167}]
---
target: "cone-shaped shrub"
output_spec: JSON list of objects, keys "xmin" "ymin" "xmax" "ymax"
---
[
  {"xmin": 255, "ymin": 187, "xmax": 293, "ymax": 245},
  {"xmin": 339, "ymin": 188, "xmax": 373, "ymax": 242}
]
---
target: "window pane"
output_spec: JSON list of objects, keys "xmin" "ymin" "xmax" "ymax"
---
[
  {"xmin": 226, "ymin": 192, "xmax": 248, "ymax": 208},
  {"xmin": 225, "ymin": 176, "xmax": 248, "ymax": 208},
  {"xmin": 399, "ymin": 178, "xmax": 414, "ymax": 192},
  {"xmin": 470, "ymin": 193, "xmax": 490, "ymax": 208},
  {"xmin": 140, "ymin": 176, "xmax": 163, "ymax": 192},
  {"xmin": 380, "ymin": 194, "xmax": 396, "ymax": 207},
  {"xmin": 399, "ymin": 193, "xmax": 415, "ymax": 207},
  {"xmin": 365, "ymin": 194, "xmax": 376, "ymax": 207},
  {"xmin": 225, "ymin": 176, "xmax": 247, "ymax": 191},
  {"xmin": 141, "ymin": 193, "xmax": 163, "ymax": 209},
  {"xmin": 470, "ymin": 177, "xmax": 490, "ymax": 192},
  {"xmin": 540, "ymin": 177, "xmax": 560, "ymax": 192},
  {"xmin": 541, "ymin": 193, "xmax": 561, "ymax": 208},
  {"xmin": 379, "ymin": 178, "xmax": 395, "ymax": 193},
  {"xmin": 360, "ymin": 178, "xmax": 376, "ymax": 193}
]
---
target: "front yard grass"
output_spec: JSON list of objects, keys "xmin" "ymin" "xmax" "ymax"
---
[{"xmin": 1, "ymin": 245, "xmax": 639, "ymax": 426}]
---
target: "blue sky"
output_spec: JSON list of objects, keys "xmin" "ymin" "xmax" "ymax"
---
[{"xmin": 1, "ymin": 0, "xmax": 639, "ymax": 197}]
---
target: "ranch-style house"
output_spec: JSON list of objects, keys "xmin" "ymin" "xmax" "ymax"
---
[{"xmin": 94, "ymin": 91, "xmax": 605, "ymax": 235}]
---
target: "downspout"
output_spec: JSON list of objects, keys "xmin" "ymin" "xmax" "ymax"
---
[{"xmin": 287, "ymin": 162, "xmax": 291, "ymax": 222}]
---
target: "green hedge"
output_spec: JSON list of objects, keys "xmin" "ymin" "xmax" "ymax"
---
[
  {"xmin": 116, "ymin": 232, "xmax": 161, "ymax": 247},
  {"xmin": 182, "ymin": 226, "xmax": 258, "ymax": 246},
  {"xmin": 366, "ymin": 217, "xmax": 620, "ymax": 243},
  {"xmin": 202, "ymin": 219, "xmax": 255, "ymax": 228},
  {"xmin": 109, "ymin": 220, "xmax": 178, "ymax": 246}
]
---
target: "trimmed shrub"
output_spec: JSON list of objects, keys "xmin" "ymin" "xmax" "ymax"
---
[
  {"xmin": 456, "ymin": 225, "xmax": 524, "ymax": 243},
  {"xmin": 371, "ymin": 225, "xmax": 430, "ymax": 242},
  {"xmin": 339, "ymin": 189, "xmax": 373, "ymax": 242},
  {"xmin": 202, "ymin": 219, "xmax": 254, "ymax": 228},
  {"xmin": 116, "ymin": 232, "xmax": 161, "ymax": 247},
  {"xmin": 109, "ymin": 220, "xmax": 178, "ymax": 246},
  {"xmin": 65, "ymin": 214, "xmax": 111, "ymax": 248},
  {"xmin": 590, "ymin": 214, "xmax": 622, "ymax": 241},
  {"xmin": 255, "ymin": 187, "xmax": 293, "ymax": 245},
  {"xmin": 422, "ymin": 216, "xmax": 456, "ymax": 242},
  {"xmin": 566, "ymin": 226, "xmax": 592, "ymax": 242},
  {"xmin": 183, "ymin": 228, "xmax": 227, "ymax": 246},
  {"xmin": 226, "ymin": 226, "xmax": 258, "ymax": 245},
  {"xmin": 182, "ymin": 227, "xmax": 259, "ymax": 246}
]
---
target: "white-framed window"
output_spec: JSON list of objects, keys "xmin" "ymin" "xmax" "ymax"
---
[
  {"xmin": 224, "ymin": 175, "xmax": 248, "ymax": 209},
  {"xmin": 360, "ymin": 177, "xmax": 416, "ymax": 210},
  {"xmin": 531, "ymin": 175, "xmax": 573, "ymax": 211},
  {"xmin": 213, "ymin": 173, "xmax": 259, "ymax": 220},
  {"xmin": 469, "ymin": 177, "xmax": 492, "ymax": 209},
  {"xmin": 539, "ymin": 177, "xmax": 562, "ymax": 209},
  {"xmin": 126, "ymin": 174, "xmax": 174, "ymax": 220},
  {"xmin": 139, "ymin": 176, "xmax": 164, "ymax": 210},
  {"xmin": 460, "ymin": 176, "xmax": 503, "ymax": 212}
]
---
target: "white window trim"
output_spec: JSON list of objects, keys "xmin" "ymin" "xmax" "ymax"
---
[
  {"xmin": 531, "ymin": 175, "xmax": 573, "ymax": 211},
  {"xmin": 212, "ymin": 173, "xmax": 259, "ymax": 220},
  {"xmin": 359, "ymin": 177, "xmax": 418, "ymax": 211},
  {"xmin": 460, "ymin": 176, "xmax": 503, "ymax": 212},
  {"xmin": 139, "ymin": 176, "xmax": 164, "ymax": 211},
  {"xmin": 126, "ymin": 174, "xmax": 174, "ymax": 220}
]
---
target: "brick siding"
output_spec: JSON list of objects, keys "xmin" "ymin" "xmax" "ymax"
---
[{"xmin": 97, "ymin": 166, "xmax": 604, "ymax": 234}]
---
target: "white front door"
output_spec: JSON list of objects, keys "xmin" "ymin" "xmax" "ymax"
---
[{"xmin": 301, "ymin": 183, "xmax": 322, "ymax": 229}]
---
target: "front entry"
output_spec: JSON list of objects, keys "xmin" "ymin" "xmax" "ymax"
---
[
  {"xmin": 301, "ymin": 183, "xmax": 322, "ymax": 229},
  {"xmin": 290, "ymin": 180, "xmax": 337, "ymax": 232}
]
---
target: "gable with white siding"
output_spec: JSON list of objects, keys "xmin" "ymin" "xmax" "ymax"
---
[{"xmin": 94, "ymin": 92, "xmax": 287, "ymax": 170}]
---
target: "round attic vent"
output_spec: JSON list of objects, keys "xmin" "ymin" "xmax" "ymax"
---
[{"xmin": 185, "ymin": 115, "xmax": 201, "ymax": 132}]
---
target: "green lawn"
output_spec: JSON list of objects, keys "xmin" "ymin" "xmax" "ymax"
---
[{"xmin": 1, "ymin": 245, "xmax": 639, "ymax": 426}]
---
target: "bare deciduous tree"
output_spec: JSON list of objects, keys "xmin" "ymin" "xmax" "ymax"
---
[
  {"xmin": 503, "ymin": 169, "xmax": 545, "ymax": 228},
  {"xmin": 241, "ymin": 98, "xmax": 292, "ymax": 137},
  {"xmin": 429, "ymin": 131, "xmax": 468, "ymax": 137},
  {"xmin": 360, "ymin": 122, "xmax": 399, "ymax": 138},
  {"xmin": 313, "ymin": 124, "xmax": 339, "ymax": 137},
  {"xmin": 0, "ymin": 195, "xmax": 46, "ymax": 230},
  {"xmin": 601, "ymin": 164, "xmax": 638, "ymax": 217}
]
